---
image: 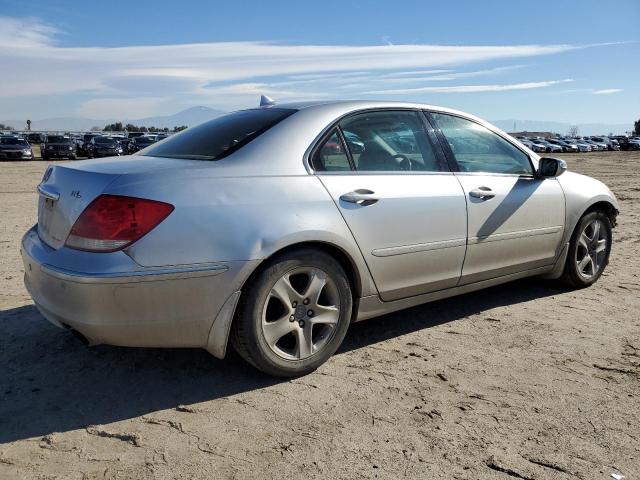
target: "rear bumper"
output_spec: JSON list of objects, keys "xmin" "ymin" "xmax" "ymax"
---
[{"xmin": 21, "ymin": 226, "xmax": 257, "ymax": 350}]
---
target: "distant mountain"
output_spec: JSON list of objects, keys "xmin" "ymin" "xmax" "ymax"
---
[
  {"xmin": 2, "ymin": 106, "xmax": 225, "ymax": 132},
  {"xmin": 492, "ymin": 119, "xmax": 633, "ymax": 136}
]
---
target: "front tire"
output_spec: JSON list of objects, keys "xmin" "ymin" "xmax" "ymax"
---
[
  {"xmin": 231, "ymin": 248, "xmax": 353, "ymax": 377},
  {"xmin": 561, "ymin": 211, "xmax": 612, "ymax": 288}
]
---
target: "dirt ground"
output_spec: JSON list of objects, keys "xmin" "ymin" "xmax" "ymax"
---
[{"xmin": 0, "ymin": 152, "xmax": 638, "ymax": 480}]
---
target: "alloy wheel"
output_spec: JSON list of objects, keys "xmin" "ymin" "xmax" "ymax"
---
[
  {"xmin": 575, "ymin": 219, "xmax": 607, "ymax": 279},
  {"xmin": 261, "ymin": 267, "xmax": 340, "ymax": 360}
]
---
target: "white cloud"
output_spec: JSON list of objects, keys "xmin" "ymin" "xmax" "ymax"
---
[
  {"xmin": 592, "ymin": 88, "xmax": 623, "ymax": 95},
  {"xmin": 0, "ymin": 16, "xmax": 614, "ymax": 117},
  {"xmin": 365, "ymin": 79, "xmax": 574, "ymax": 95}
]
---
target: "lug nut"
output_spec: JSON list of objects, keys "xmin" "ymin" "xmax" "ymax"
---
[
  {"xmin": 307, "ymin": 310, "xmax": 314, "ymax": 317},
  {"xmin": 289, "ymin": 315, "xmax": 295, "ymax": 322},
  {"xmin": 303, "ymin": 298, "xmax": 310, "ymax": 305},
  {"xmin": 292, "ymin": 301, "xmax": 298, "ymax": 307},
  {"xmin": 298, "ymin": 320, "xmax": 305, "ymax": 327}
]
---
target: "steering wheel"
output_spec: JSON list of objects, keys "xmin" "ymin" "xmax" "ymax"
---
[{"xmin": 393, "ymin": 154, "xmax": 412, "ymax": 171}]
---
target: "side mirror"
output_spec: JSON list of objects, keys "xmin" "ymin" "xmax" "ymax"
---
[{"xmin": 537, "ymin": 157, "xmax": 567, "ymax": 178}]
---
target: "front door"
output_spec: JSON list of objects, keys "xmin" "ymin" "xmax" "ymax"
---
[
  {"xmin": 429, "ymin": 112, "xmax": 565, "ymax": 284},
  {"xmin": 312, "ymin": 110, "xmax": 468, "ymax": 301}
]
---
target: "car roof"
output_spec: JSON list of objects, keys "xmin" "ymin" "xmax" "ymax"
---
[{"xmin": 274, "ymin": 99, "xmax": 479, "ymax": 118}]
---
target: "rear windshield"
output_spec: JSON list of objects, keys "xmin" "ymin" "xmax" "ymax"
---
[{"xmin": 142, "ymin": 108, "xmax": 296, "ymax": 161}]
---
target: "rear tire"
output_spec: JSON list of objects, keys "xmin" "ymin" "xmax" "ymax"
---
[
  {"xmin": 560, "ymin": 210, "xmax": 612, "ymax": 288},
  {"xmin": 231, "ymin": 248, "xmax": 353, "ymax": 377}
]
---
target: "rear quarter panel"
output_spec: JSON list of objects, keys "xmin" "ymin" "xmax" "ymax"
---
[{"xmin": 107, "ymin": 171, "xmax": 378, "ymax": 297}]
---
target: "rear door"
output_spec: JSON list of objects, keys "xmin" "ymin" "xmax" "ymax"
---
[
  {"xmin": 315, "ymin": 110, "xmax": 468, "ymax": 301},
  {"xmin": 428, "ymin": 112, "xmax": 565, "ymax": 284}
]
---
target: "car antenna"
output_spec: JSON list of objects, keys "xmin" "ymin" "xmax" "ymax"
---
[{"xmin": 260, "ymin": 95, "xmax": 276, "ymax": 107}]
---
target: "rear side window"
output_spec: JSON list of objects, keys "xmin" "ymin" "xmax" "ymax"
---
[
  {"xmin": 431, "ymin": 113, "xmax": 532, "ymax": 175},
  {"xmin": 311, "ymin": 131, "xmax": 352, "ymax": 172},
  {"xmin": 340, "ymin": 111, "xmax": 444, "ymax": 172},
  {"xmin": 142, "ymin": 108, "xmax": 296, "ymax": 161}
]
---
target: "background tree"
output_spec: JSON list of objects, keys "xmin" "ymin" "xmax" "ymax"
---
[
  {"xmin": 103, "ymin": 121, "xmax": 123, "ymax": 132},
  {"xmin": 567, "ymin": 125, "xmax": 579, "ymax": 137},
  {"xmin": 634, "ymin": 119, "xmax": 640, "ymax": 135},
  {"xmin": 0, "ymin": 123, "xmax": 14, "ymax": 130}
]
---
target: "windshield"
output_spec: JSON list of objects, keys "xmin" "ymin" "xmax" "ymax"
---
[
  {"xmin": 1, "ymin": 137, "xmax": 29, "ymax": 146},
  {"xmin": 135, "ymin": 137, "xmax": 155, "ymax": 145},
  {"xmin": 95, "ymin": 136, "xmax": 117, "ymax": 145},
  {"xmin": 142, "ymin": 108, "xmax": 296, "ymax": 160},
  {"xmin": 46, "ymin": 135, "xmax": 69, "ymax": 143}
]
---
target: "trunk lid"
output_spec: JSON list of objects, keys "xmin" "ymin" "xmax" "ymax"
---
[{"xmin": 37, "ymin": 165, "xmax": 120, "ymax": 249}]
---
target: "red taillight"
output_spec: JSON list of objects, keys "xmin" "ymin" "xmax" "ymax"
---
[{"xmin": 65, "ymin": 194, "xmax": 174, "ymax": 252}]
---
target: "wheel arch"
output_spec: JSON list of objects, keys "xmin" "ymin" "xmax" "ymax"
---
[
  {"xmin": 582, "ymin": 200, "xmax": 618, "ymax": 228},
  {"xmin": 241, "ymin": 240, "xmax": 365, "ymax": 304}
]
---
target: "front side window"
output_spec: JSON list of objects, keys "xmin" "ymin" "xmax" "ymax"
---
[
  {"xmin": 431, "ymin": 113, "xmax": 533, "ymax": 175},
  {"xmin": 311, "ymin": 130, "xmax": 351, "ymax": 172},
  {"xmin": 340, "ymin": 111, "xmax": 443, "ymax": 172},
  {"xmin": 142, "ymin": 108, "xmax": 296, "ymax": 161}
]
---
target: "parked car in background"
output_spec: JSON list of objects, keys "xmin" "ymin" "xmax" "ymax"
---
[
  {"xmin": 117, "ymin": 137, "xmax": 133, "ymax": 154},
  {"xmin": 591, "ymin": 137, "xmax": 619, "ymax": 151},
  {"xmin": 79, "ymin": 133, "xmax": 99, "ymax": 156},
  {"xmin": 22, "ymin": 100, "xmax": 619, "ymax": 376},
  {"xmin": 26, "ymin": 132, "xmax": 45, "ymax": 144},
  {"xmin": 127, "ymin": 135, "xmax": 157, "ymax": 154},
  {"xmin": 534, "ymin": 139, "xmax": 563, "ymax": 153},
  {"xmin": 588, "ymin": 138, "xmax": 609, "ymax": 151},
  {"xmin": 0, "ymin": 135, "xmax": 33, "ymax": 160},
  {"xmin": 41, "ymin": 135, "xmax": 76, "ymax": 160},
  {"xmin": 527, "ymin": 138, "xmax": 547, "ymax": 153},
  {"xmin": 547, "ymin": 139, "xmax": 577, "ymax": 153},
  {"xmin": 558, "ymin": 140, "xmax": 579, "ymax": 152},
  {"xmin": 86, "ymin": 135, "xmax": 123, "ymax": 158},
  {"xmin": 611, "ymin": 136, "xmax": 633, "ymax": 151},
  {"xmin": 570, "ymin": 139, "xmax": 593, "ymax": 152},
  {"xmin": 127, "ymin": 132, "xmax": 147, "ymax": 139}
]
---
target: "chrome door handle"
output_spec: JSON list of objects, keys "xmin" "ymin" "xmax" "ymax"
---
[
  {"xmin": 37, "ymin": 184, "xmax": 60, "ymax": 201},
  {"xmin": 469, "ymin": 187, "xmax": 495, "ymax": 200},
  {"xmin": 339, "ymin": 189, "xmax": 378, "ymax": 206}
]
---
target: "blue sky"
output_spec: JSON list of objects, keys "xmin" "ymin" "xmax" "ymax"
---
[{"xmin": 0, "ymin": 0, "xmax": 638, "ymax": 125}]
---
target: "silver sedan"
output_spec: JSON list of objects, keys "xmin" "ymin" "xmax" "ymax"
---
[{"xmin": 22, "ymin": 100, "xmax": 619, "ymax": 376}]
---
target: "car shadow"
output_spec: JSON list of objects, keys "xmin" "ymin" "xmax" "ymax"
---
[{"xmin": 0, "ymin": 278, "xmax": 568, "ymax": 444}]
